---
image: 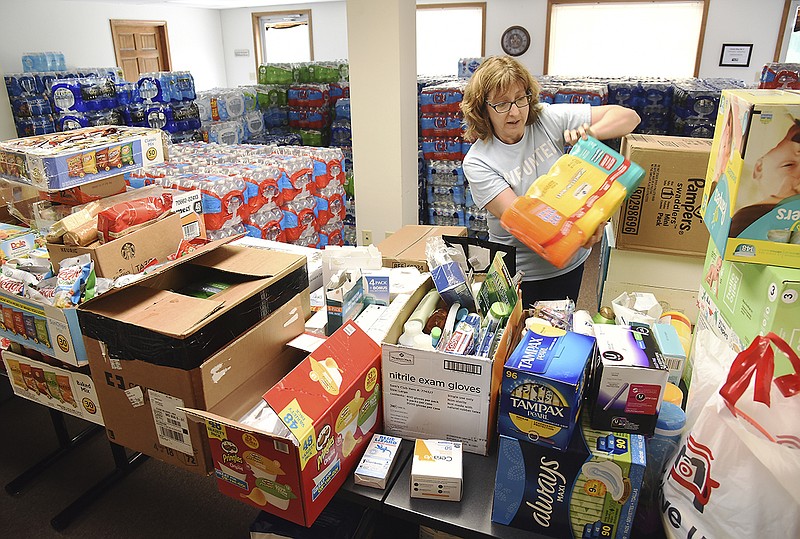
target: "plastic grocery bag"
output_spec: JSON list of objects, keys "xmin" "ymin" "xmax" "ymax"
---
[{"xmin": 660, "ymin": 332, "xmax": 800, "ymax": 539}]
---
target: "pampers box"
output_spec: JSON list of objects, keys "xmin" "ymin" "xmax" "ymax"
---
[
  {"xmin": 498, "ymin": 326, "xmax": 596, "ymax": 451},
  {"xmin": 701, "ymin": 89, "xmax": 800, "ymax": 269},
  {"xmin": 492, "ymin": 416, "xmax": 646, "ymax": 539},
  {"xmin": 590, "ymin": 324, "xmax": 669, "ymax": 436}
]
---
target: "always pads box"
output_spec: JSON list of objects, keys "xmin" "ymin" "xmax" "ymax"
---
[
  {"xmin": 46, "ymin": 211, "xmax": 184, "ymax": 278},
  {"xmin": 183, "ymin": 321, "xmax": 383, "ymax": 527},
  {"xmin": 410, "ymin": 439, "xmax": 462, "ymax": 501},
  {"xmin": 616, "ymin": 134, "xmax": 711, "ymax": 257},
  {"xmin": 86, "ymin": 294, "xmax": 307, "ymax": 475},
  {"xmin": 590, "ymin": 324, "xmax": 669, "ymax": 436},
  {"xmin": 492, "ymin": 418, "xmax": 646, "ymax": 539},
  {"xmin": 701, "ymin": 89, "xmax": 800, "ymax": 268},
  {"xmin": 699, "ymin": 239, "xmax": 800, "ymax": 375},
  {"xmin": 3, "ymin": 350, "xmax": 104, "ymax": 425},
  {"xmin": 498, "ymin": 326, "xmax": 596, "ymax": 451}
]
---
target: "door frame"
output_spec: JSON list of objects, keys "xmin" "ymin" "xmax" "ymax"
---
[{"xmin": 109, "ymin": 19, "xmax": 172, "ymax": 75}]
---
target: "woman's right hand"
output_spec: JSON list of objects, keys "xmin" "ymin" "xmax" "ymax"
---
[{"xmin": 564, "ymin": 123, "xmax": 591, "ymax": 146}]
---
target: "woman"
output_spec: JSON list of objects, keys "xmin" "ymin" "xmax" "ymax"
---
[{"xmin": 461, "ymin": 56, "xmax": 640, "ymax": 306}]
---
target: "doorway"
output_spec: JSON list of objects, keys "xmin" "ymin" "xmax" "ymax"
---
[{"xmin": 110, "ymin": 20, "xmax": 172, "ymax": 82}]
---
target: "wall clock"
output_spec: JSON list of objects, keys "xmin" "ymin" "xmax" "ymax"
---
[{"xmin": 501, "ymin": 26, "xmax": 531, "ymax": 56}]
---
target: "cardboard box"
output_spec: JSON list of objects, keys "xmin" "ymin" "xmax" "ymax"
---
[
  {"xmin": 39, "ymin": 173, "xmax": 127, "ymax": 205},
  {"xmin": 86, "ymin": 293, "xmax": 307, "ymax": 475},
  {"xmin": 701, "ymin": 89, "xmax": 800, "ymax": 268},
  {"xmin": 652, "ymin": 323, "xmax": 687, "ymax": 385},
  {"xmin": 492, "ymin": 418, "xmax": 646, "ymax": 539},
  {"xmin": 591, "ymin": 324, "xmax": 669, "ymax": 435},
  {"xmin": 498, "ymin": 327, "xmax": 596, "ymax": 451},
  {"xmin": 0, "ymin": 289, "xmax": 87, "ymax": 366},
  {"xmin": 377, "ymin": 225, "xmax": 467, "ymax": 271},
  {"xmin": 183, "ymin": 321, "xmax": 383, "ymax": 526},
  {"xmin": 381, "ymin": 282, "xmax": 523, "ymax": 456},
  {"xmin": 699, "ymin": 239, "xmax": 800, "ymax": 375},
  {"xmin": 46, "ymin": 212, "xmax": 185, "ymax": 278},
  {"xmin": 78, "ymin": 240, "xmax": 310, "ymax": 369},
  {"xmin": 410, "ymin": 439, "xmax": 463, "ymax": 501},
  {"xmin": 3, "ymin": 350, "xmax": 104, "ymax": 425},
  {"xmin": 617, "ymin": 134, "xmax": 711, "ymax": 256},
  {"xmin": 0, "ymin": 126, "xmax": 166, "ymax": 191},
  {"xmin": 354, "ymin": 433, "xmax": 402, "ymax": 489}
]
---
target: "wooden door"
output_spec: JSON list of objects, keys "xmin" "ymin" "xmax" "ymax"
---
[{"xmin": 110, "ymin": 20, "xmax": 172, "ymax": 82}]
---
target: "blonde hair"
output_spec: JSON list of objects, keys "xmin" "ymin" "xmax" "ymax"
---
[{"xmin": 461, "ymin": 56, "xmax": 542, "ymax": 142}]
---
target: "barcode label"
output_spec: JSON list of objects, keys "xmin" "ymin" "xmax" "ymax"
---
[
  {"xmin": 274, "ymin": 440, "xmax": 290, "ymax": 454},
  {"xmin": 148, "ymin": 389, "xmax": 193, "ymax": 455},
  {"xmin": 159, "ymin": 426, "xmax": 186, "ymax": 444},
  {"xmin": 665, "ymin": 357, "xmax": 683, "ymax": 371},
  {"xmin": 443, "ymin": 360, "xmax": 482, "ymax": 375},
  {"xmin": 182, "ymin": 222, "xmax": 200, "ymax": 240}
]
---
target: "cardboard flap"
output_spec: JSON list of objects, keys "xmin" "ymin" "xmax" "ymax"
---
[
  {"xmin": 82, "ymin": 286, "xmax": 224, "ymax": 338},
  {"xmin": 191, "ymin": 245, "xmax": 305, "ymax": 277},
  {"xmin": 78, "ymin": 235, "xmax": 240, "ymax": 309}
]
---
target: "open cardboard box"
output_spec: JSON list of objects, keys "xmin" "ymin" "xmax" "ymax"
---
[
  {"xmin": 85, "ymin": 293, "xmax": 308, "ymax": 474},
  {"xmin": 77, "ymin": 237, "xmax": 310, "ymax": 370},
  {"xmin": 376, "ymin": 225, "xmax": 467, "ymax": 271},
  {"xmin": 183, "ymin": 320, "xmax": 383, "ymax": 526}
]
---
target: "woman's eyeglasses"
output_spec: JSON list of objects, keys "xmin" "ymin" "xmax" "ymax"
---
[{"xmin": 485, "ymin": 93, "xmax": 532, "ymax": 113}]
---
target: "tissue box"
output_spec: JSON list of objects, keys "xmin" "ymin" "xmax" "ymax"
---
[
  {"xmin": 590, "ymin": 324, "xmax": 669, "ymax": 435},
  {"xmin": 492, "ymin": 417, "xmax": 646, "ymax": 539},
  {"xmin": 498, "ymin": 327, "xmax": 596, "ymax": 451},
  {"xmin": 410, "ymin": 439, "xmax": 462, "ymax": 501},
  {"xmin": 325, "ymin": 269, "xmax": 364, "ymax": 335}
]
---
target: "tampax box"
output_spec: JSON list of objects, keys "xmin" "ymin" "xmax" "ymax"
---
[
  {"xmin": 0, "ymin": 287, "xmax": 87, "ymax": 366},
  {"xmin": 492, "ymin": 418, "xmax": 646, "ymax": 539},
  {"xmin": 0, "ymin": 126, "xmax": 166, "ymax": 191},
  {"xmin": 78, "ymin": 239, "xmax": 310, "ymax": 370},
  {"xmin": 376, "ymin": 225, "xmax": 467, "ymax": 271},
  {"xmin": 381, "ymin": 282, "xmax": 523, "ymax": 456},
  {"xmin": 590, "ymin": 324, "xmax": 669, "ymax": 435},
  {"xmin": 617, "ymin": 134, "xmax": 711, "ymax": 257},
  {"xmin": 701, "ymin": 89, "xmax": 800, "ymax": 268},
  {"xmin": 410, "ymin": 439, "xmax": 463, "ymax": 502},
  {"xmin": 699, "ymin": 239, "xmax": 800, "ymax": 375},
  {"xmin": 498, "ymin": 326, "xmax": 596, "ymax": 451},
  {"xmin": 183, "ymin": 321, "xmax": 383, "ymax": 526},
  {"xmin": 46, "ymin": 211, "xmax": 185, "ymax": 278},
  {"xmin": 2, "ymin": 350, "xmax": 103, "ymax": 425},
  {"xmin": 85, "ymin": 292, "xmax": 307, "ymax": 474}
]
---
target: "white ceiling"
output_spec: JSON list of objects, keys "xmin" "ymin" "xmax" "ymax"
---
[{"xmin": 55, "ymin": 0, "xmax": 340, "ymax": 9}]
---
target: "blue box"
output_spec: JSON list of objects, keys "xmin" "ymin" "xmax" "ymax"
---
[
  {"xmin": 498, "ymin": 327, "xmax": 596, "ymax": 450},
  {"xmin": 492, "ymin": 418, "xmax": 646, "ymax": 539},
  {"xmin": 652, "ymin": 323, "xmax": 686, "ymax": 385}
]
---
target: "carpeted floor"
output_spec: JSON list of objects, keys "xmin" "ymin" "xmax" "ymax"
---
[{"xmin": 0, "ymin": 249, "xmax": 602, "ymax": 538}]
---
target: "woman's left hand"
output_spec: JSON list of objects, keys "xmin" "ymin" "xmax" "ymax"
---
[
  {"xmin": 564, "ymin": 123, "xmax": 592, "ymax": 146},
  {"xmin": 582, "ymin": 221, "xmax": 607, "ymax": 248}
]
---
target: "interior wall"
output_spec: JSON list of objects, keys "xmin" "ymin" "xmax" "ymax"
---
[
  {"xmin": 220, "ymin": 2, "xmax": 349, "ymax": 88},
  {"xmin": 0, "ymin": 0, "xmax": 227, "ymax": 91}
]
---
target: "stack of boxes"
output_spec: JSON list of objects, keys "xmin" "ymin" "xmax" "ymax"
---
[{"xmin": 690, "ymin": 88, "xmax": 800, "ymax": 387}]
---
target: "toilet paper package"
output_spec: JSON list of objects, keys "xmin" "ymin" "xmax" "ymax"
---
[{"xmin": 492, "ymin": 416, "xmax": 646, "ymax": 539}]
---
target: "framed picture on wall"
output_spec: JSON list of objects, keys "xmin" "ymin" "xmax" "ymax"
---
[{"xmin": 719, "ymin": 43, "xmax": 753, "ymax": 67}]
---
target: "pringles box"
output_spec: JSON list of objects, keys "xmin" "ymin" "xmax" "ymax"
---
[
  {"xmin": 701, "ymin": 89, "xmax": 800, "ymax": 268},
  {"xmin": 498, "ymin": 326, "xmax": 596, "ymax": 451},
  {"xmin": 590, "ymin": 324, "xmax": 669, "ymax": 435},
  {"xmin": 183, "ymin": 321, "xmax": 382, "ymax": 526},
  {"xmin": 492, "ymin": 417, "xmax": 646, "ymax": 539}
]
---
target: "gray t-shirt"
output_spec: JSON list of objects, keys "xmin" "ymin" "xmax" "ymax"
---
[{"xmin": 463, "ymin": 103, "xmax": 593, "ymax": 281}]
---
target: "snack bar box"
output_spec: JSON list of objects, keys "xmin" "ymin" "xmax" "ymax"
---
[
  {"xmin": 183, "ymin": 320, "xmax": 383, "ymax": 527},
  {"xmin": 492, "ymin": 417, "xmax": 646, "ymax": 539},
  {"xmin": 0, "ymin": 125, "xmax": 166, "ymax": 191}
]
